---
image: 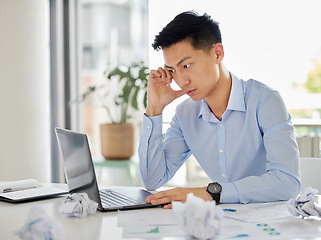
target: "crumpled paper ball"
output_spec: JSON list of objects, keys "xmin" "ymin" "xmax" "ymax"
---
[
  {"xmin": 287, "ymin": 186, "xmax": 321, "ymax": 218},
  {"xmin": 14, "ymin": 204, "xmax": 64, "ymax": 240},
  {"xmin": 172, "ymin": 193, "xmax": 224, "ymax": 240},
  {"xmin": 59, "ymin": 193, "xmax": 98, "ymax": 218}
]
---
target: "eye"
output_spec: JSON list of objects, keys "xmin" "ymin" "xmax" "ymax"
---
[
  {"xmin": 183, "ymin": 64, "xmax": 190, "ymax": 69},
  {"xmin": 169, "ymin": 69, "xmax": 175, "ymax": 73}
]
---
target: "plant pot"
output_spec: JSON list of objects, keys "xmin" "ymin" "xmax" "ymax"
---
[{"xmin": 100, "ymin": 123, "xmax": 135, "ymax": 159}]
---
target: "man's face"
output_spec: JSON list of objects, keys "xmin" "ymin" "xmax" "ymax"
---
[{"xmin": 163, "ymin": 40, "xmax": 221, "ymax": 101}]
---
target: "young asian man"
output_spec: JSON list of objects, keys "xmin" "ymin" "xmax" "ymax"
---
[{"xmin": 139, "ymin": 11, "xmax": 300, "ymax": 208}]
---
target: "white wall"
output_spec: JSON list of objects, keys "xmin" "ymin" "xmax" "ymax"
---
[
  {"xmin": 149, "ymin": 0, "xmax": 321, "ymax": 124},
  {"xmin": 0, "ymin": 0, "xmax": 50, "ymax": 182}
]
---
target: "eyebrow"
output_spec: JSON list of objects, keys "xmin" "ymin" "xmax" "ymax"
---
[{"xmin": 164, "ymin": 56, "xmax": 191, "ymax": 69}]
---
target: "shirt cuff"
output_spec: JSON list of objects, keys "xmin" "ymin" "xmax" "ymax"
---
[
  {"xmin": 142, "ymin": 113, "xmax": 163, "ymax": 137},
  {"xmin": 220, "ymin": 182, "xmax": 239, "ymax": 203}
]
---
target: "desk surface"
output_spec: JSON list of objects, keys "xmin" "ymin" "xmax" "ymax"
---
[
  {"xmin": 0, "ymin": 184, "xmax": 185, "ymax": 240},
  {"xmin": 1, "ymin": 184, "xmax": 321, "ymax": 240},
  {"xmin": 0, "ymin": 187, "xmax": 131, "ymax": 240}
]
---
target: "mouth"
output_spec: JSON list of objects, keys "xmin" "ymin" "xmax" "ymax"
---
[{"xmin": 185, "ymin": 89, "xmax": 196, "ymax": 97}]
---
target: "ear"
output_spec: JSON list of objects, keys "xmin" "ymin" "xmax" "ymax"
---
[{"xmin": 212, "ymin": 43, "xmax": 224, "ymax": 62}]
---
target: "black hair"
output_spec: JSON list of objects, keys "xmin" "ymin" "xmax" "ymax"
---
[{"xmin": 152, "ymin": 11, "xmax": 222, "ymax": 52}]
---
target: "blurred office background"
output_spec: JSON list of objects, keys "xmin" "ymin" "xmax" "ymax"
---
[{"xmin": 1, "ymin": 0, "xmax": 321, "ymax": 188}]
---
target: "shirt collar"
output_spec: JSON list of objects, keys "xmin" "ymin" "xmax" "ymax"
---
[
  {"xmin": 227, "ymin": 73, "xmax": 246, "ymax": 112},
  {"xmin": 198, "ymin": 73, "xmax": 246, "ymax": 120},
  {"xmin": 199, "ymin": 99, "xmax": 212, "ymax": 120}
]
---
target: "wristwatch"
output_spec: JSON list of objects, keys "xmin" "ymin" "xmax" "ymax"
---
[{"xmin": 206, "ymin": 182, "xmax": 222, "ymax": 204}]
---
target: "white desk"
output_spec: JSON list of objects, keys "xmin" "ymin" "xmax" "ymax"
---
[
  {"xmin": 0, "ymin": 190, "xmax": 132, "ymax": 240},
  {"xmin": 1, "ymin": 185, "xmax": 321, "ymax": 240},
  {"xmin": 0, "ymin": 184, "xmax": 184, "ymax": 240}
]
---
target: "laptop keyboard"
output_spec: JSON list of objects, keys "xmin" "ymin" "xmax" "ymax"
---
[{"xmin": 99, "ymin": 189, "xmax": 138, "ymax": 208}]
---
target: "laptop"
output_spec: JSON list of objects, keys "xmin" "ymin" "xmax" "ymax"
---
[{"xmin": 55, "ymin": 127, "xmax": 157, "ymax": 211}]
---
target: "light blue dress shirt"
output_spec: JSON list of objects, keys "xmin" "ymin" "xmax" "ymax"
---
[{"xmin": 139, "ymin": 73, "xmax": 301, "ymax": 204}]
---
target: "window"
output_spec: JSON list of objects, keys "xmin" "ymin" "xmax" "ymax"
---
[{"xmin": 74, "ymin": 0, "xmax": 149, "ymax": 156}]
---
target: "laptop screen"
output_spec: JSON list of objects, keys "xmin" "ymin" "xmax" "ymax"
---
[{"xmin": 55, "ymin": 128, "xmax": 102, "ymax": 207}]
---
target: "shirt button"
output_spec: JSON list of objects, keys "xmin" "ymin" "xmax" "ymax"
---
[
  {"xmin": 222, "ymin": 174, "xmax": 226, "ymax": 178},
  {"xmin": 219, "ymin": 124, "xmax": 223, "ymax": 128},
  {"xmin": 146, "ymin": 125, "xmax": 150, "ymax": 129},
  {"xmin": 219, "ymin": 149, "xmax": 224, "ymax": 153}
]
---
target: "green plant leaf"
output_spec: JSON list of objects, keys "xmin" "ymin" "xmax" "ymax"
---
[
  {"xmin": 138, "ymin": 66, "xmax": 149, "ymax": 81},
  {"xmin": 131, "ymin": 87, "xmax": 140, "ymax": 110},
  {"xmin": 122, "ymin": 81, "xmax": 132, "ymax": 103},
  {"xmin": 107, "ymin": 67, "xmax": 123, "ymax": 79}
]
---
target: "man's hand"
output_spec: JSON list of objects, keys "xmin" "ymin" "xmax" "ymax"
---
[
  {"xmin": 146, "ymin": 187, "xmax": 213, "ymax": 209},
  {"xmin": 145, "ymin": 67, "xmax": 185, "ymax": 117}
]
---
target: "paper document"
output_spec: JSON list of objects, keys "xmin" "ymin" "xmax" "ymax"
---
[
  {"xmin": 118, "ymin": 208, "xmax": 179, "ymax": 227},
  {"xmin": 221, "ymin": 201, "xmax": 292, "ymax": 222},
  {"xmin": 118, "ymin": 202, "xmax": 321, "ymax": 239},
  {"xmin": 118, "ymin": 208, "xmax": 186, "ymax": 238},
  {"xmin": 122, "ymin": 225, "xmax": 185, "ymax": 238},
  {"xmin": 215, "ymin": 217, "xmax": 321, "ymax": 240}
]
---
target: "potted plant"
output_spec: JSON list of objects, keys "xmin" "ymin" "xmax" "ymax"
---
[{"xmin": 78, "ymin": 62, "xmax": 148, "ymax": 159}]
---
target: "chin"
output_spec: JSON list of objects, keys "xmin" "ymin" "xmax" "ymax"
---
[{"xmin": 190, "ymin": 95, "xmax": 202, "ymax": 101}]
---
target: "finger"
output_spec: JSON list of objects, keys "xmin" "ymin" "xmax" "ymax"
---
[
  {"xmin": 146, "ymin": 192, "xmax": 166, "ymax": 203},
  {"xmin": 149, "ymin": 69, "xmax": 162, "ymax": 78},
  {"xmin": 157, "ymin": 67, "xmax": 166, "ymax": 78},
  {"xmin": 148, "ymin": 190, "xmax": 168, "ymax": 200},
  {"xmin": 148, "ymin": 191, "xmax": 173, "ymax": 205},
  {"xmin": 164, "ymin": 203, "xmax": 172, "ymax": 209},
  {"xmin": 150, "ymin": 194, "xmax": 186, "ymax": 205},
  {"xmin": 157, "ymin": 67, "xmax": 172, "ymax": 82},
  {"xmin": 163, "ymin": 68, "xmax": 173, "ymax": 83},
  {"xmin": 145, "ymin": 194, "xmax": 157, "ymax": 203},
  {"xmin": 150, "ymin": 196, "xmax": 173, "ymax": 205}
]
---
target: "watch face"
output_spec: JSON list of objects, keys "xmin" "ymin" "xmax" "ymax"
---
[{"xmin": 208, "ymin": 183, "xmax": 222, "ymax": 193}]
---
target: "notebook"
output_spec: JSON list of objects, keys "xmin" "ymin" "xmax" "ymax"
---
[
  {"xmin": 0, "ymin": 179, "xmax": 68, "ymax": 203},
  {"xmin": 55, "ymin": 127, "xmax": 157, "ymax": 211}
]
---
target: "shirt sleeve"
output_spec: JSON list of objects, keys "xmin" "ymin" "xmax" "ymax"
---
[
  {"xmin": 138, "ymin": 113, "xmax": 190, "ymax": 190},
  {"xmin": 223, "ymin": 91, "xmax": 301, "ymax": 204}
]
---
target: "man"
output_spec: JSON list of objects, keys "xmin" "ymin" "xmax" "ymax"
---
[{"xmin": 139, "ymin": 11, "xmax": 300, "ymax": 208}]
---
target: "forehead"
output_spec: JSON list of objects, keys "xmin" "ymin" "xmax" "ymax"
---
[{"xmin": 163, "ymin": 40, "xmax": 201, "ymax": 66}]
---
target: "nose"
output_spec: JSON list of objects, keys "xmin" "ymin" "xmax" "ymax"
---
[{"xmin": 174, "ymin": 73, "xmax": 191, "ymax": 89}]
